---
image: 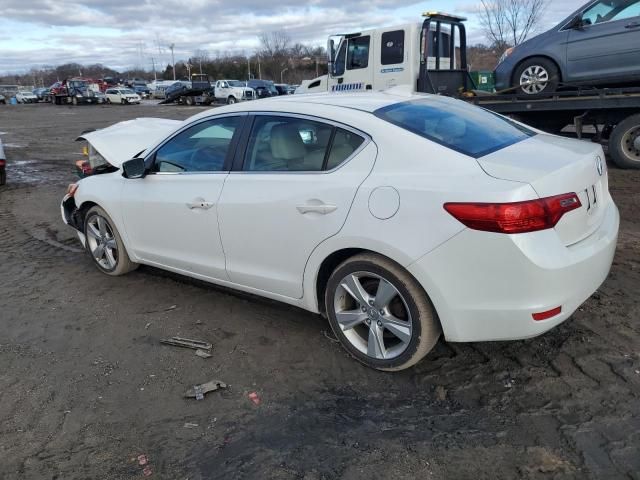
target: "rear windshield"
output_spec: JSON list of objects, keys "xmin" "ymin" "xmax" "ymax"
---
[{"xmin": 374, "ymin": 97, "xmax": 535, "ymax": 158}]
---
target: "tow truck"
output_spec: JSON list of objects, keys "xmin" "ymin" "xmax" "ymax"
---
[
  {"xmin": 51, "ymin": 78, "xmax": 102, "ymax": 105},
  {"xmin": 297, "ymin": 12, "xmax": 640, "ymax": 169}
]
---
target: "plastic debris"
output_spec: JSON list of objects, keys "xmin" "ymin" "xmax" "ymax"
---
[
  {"xmin": 137, "ymin": 454, "xmax": 148, "ymax": 466},
  {"xmin": 184, "ymin": 380, "xmax": 227, "ymax": 400},
  {"xmin": 143, "ymin": 466, "xmax": 153, "ymax": 477},
  {"xmin": 183, "ymin": 422, "xmax": 199, "ymax": 428},
  {"xmin": 248, "ymin": 392, "xmax": 261, "ymax": 405},
  {"xmin": 195, "ymin": 349, "xmax": 212, "ymax": 359},
  {"xmin": 160, "ymin": 337, "xmax": 212, "ymax": 351}
]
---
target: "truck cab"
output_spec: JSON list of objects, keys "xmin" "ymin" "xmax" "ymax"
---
[{"xmin": 296, "ymin": 13, "xmax": 469, "ymax": 96}]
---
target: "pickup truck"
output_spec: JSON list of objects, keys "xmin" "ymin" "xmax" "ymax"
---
[{"xmin": 213, "ymin": 80, "xmax": 255, "ymax": 104}]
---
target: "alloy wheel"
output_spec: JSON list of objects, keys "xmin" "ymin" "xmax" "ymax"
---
[
  {"xmin": 86, "ymin": 215, "xmax": 118, "ymax": 271},
  {"xmin": 519, "ymin": 65, "xmax": 549, "ymax": 95},
  {"xmin": 333, "ymin": 272, "xmax": 413, "ymax": 360}
]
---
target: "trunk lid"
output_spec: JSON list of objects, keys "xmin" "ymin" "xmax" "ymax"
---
[{"xmin": 478, "ymin": 134, "xmax": 609, "ymax": 246}]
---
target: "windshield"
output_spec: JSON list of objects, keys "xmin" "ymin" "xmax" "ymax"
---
[
  {"xmin": 375, "ymin": 97, "xmax": 535, "ymax": 158},
  {"xmin": 122, "ymin": 89, "xmax": 135, "ymax": 94},
  {"xmin": 227, "ymin": 80, "xmax": 244, "ymax": 87}
]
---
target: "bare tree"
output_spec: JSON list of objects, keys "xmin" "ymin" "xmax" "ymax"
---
[
  {"xmin": 258, "ymin": 30, "xmax": 291, "ymax": 59},
  {"xmin": 478, "ymin": 0, "xmax": 548, "ymax": 48}
]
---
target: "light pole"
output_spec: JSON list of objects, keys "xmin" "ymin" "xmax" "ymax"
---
[
  {"xmin": 247, "ymin": 56, "xmax": 251, "ymax": 80},
  {"xmin": 280, "ymin": 68, "xmax": 288, "ymax": 84},
  {"xmin": 169, "ymin": 43, "xmax": 176, "ymax": 80}
]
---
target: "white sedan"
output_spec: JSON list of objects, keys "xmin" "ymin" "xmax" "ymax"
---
[
  {"xmin": 61, "ymin": 92, "xmax": 619, "ymax": 370},
  {"xmin": 16, "ymin": 91, "xmax": 38, "ymax": 103},
  {"xmin": 105, "ymin": 88, "xmax": 141, "ymax": 105}
]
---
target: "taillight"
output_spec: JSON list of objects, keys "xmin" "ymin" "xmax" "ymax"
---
[
  {"xmin": 444, "ymin": 193, "xmax": 581, "ymax": 234},
  {"xmin": 0, "ymin": 159, "xmax": 5, "ymax": 167}
]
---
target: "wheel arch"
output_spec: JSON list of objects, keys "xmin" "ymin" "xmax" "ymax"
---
[
  {"xmin": 511, "ymin": 55, "xmax": 564, "ymax": 87},
  {"xmin": 312, "ymin": 247, "xmax": 439, "ymax": 324}
]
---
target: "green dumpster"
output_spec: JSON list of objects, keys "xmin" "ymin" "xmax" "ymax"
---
[{"xmin": 470, "ymin": 71, "xmax": 495, "ymax": 92}]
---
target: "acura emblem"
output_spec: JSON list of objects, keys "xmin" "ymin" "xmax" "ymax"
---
[{"xmin": 595, "ymin": 156, "xmax": 604, "ymax": 176}]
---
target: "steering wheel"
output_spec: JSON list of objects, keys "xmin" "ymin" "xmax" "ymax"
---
[{"xmin": 189, "ymin": 145, "xmax": 224, "ymax": 171}]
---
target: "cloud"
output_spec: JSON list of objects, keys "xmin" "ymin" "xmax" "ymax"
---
[{"xmin": 0, "ymin": 0, "xmax": 587, "ymax": 74}]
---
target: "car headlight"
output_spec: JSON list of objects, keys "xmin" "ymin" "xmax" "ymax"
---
[
  {"xmin": 498, "ymin": 47, "xmax": 515, "ymax": 65},
  {"xmin": 76, "ymin": 94, "xmax": 83, "ymax": 98}
]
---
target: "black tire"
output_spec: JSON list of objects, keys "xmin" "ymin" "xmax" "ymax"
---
[
  {"xmin": 121, "ymin": 99, "xmax": 126, "ymax": 105},
  {"xmin": 0, "ymin": 168, "xmax": 6, "ymax": 186},
  {"xmin": 72, "ymin": 96, "xmax": 78, "ymax": 106},
  {"xmin": 609, "ymin": 114, "xmax": 640, "ymax": 169},
  {"xmin": 84, "ymin": 206, "xmax": 138, "ymax": 276},
  {"xmin": 325, "ymin": 253, "xmax": 441, "ymax": 371},
  {"xmin": 227, "ymin": 96, "xmax": 237, "ymax": 104},
  {"xmin": 185, "ymin": 96, "xmax": 194, "ymax": 106},
  {"xmin": 513, "ymin": 57, "xmax": 560, "ymax": 97}
]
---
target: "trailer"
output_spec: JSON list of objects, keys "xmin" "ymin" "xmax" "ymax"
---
[
  {"xmin": 298, "ymin": 12, "xmax": 640, "ymax": 169},
  {"xmin": 160, "ymin": 75, "xmax": 214, "ymax": 106}
]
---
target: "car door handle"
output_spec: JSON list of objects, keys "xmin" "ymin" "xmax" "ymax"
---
[
  {"xmin": 296, "ymin": 204, "xmax": 338, "ymax": 215},
  {"xmin": 186, "ymin": 201, "xmax": 215, "ymax": 210},
  {"xmin": 625, "ymin": 22, "xmax": 640, "ymax": 28}
]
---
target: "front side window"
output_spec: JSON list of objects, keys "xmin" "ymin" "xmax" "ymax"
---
[
  {"xmin": 375, "ymin": 97, "xmax": 535, "ymax": 158},
  {"xmin": 582, "ymin": 0, "xmax": 640, "ymax": 24},
  {"xmin": 153, "ymin": 116, "xmax": 241, "ymax": 173},
  {"xmin": 243, "ymin": 116, "xmax": 365, "ymax": 172},
  {"xmin": 381, "ymin": 30, "xmax": 405, "ymax": 65},
  {"xmin": 347, "ymin": 36, "xmax": 370, "ymax": 70}
]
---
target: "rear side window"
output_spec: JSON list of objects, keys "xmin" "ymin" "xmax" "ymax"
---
[
  {"xmin": 381, "ymin": 30, "xmax": 405, "ymax": 65},
  {"xmin": 374, "ymin": 98, "xmax": 535, "ymax": 158},
  {"xmin": 243, "ymin": 116, "xmax": 365, "ymax": 172}
]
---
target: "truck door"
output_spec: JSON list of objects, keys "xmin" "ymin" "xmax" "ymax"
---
[
  {"xmin": 329, "ymin": 35, "xmax": 374, "ymax": 93},
  {"xmin": 372, "ymin": 29, "xmax": 411, "ymax": 90}
]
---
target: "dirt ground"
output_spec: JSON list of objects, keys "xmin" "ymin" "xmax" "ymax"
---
[{"xmin": 0, "ymin": 102, "xmax": 639, "ymax": 480}]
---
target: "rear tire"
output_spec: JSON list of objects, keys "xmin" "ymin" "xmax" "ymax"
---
[
  {"xmin": 227, "ymin": 96, "xmax": 237, "ymax": 104},
  {"xmin": 325, "ymin": 253, "xmax": 441, "ymax": 371},
  {"xmin": 84, "ymin": 206, "xmax": 138, "ymax": 276},
  {"xmin": 609, "ymin": 114, "xmax": 640, "ymax": 169},
  {"xmin": 0, "ymin": 168, "xmax": 6, "ymax": 186},
  {"xmin": 513, "ymin": 57, "xmax": 560, "ymax": 96}
]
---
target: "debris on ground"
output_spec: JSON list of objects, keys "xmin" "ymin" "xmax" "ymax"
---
[
  {"xmin": 183, "ymin": 422, "xmax": 199, "ymax": 428},
  {"xmin": 248, "ymin": 392, "xmax": 261, "ymax": 405},
  {"xmin": 195, "ymin": 349, "xmax": 212, "ymax": 359},
  {"xmin": 184, "ymin": 380, "xmax": 227, "ymax": 400},
  {"xmin": 137, "ymin": 454, "xmax": 148, "ymax": 466},
  {"xmin": 143, "ymin": 465, "xmax": 153, "ymax": 477},
  {"xmin": 160, "ymin": 337, "xmax": 212, "ymax": 351}
]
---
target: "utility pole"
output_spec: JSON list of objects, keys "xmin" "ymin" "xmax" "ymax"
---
[
  {"xmin": 247, "ymin": 56, "xmax": 251, "ymax": 80},
  {"xmin": 280, "ymin": 68, "xmax": 288, "ymax": 83},
  {"xmin": 169, "ymin": 43, "xmax": 176, "ymax": 80},
  {"xmin": 258, "ymin": 55, "xmax": 262, "ymax": 80},
  {"xmin": 151, "ymin": 57, "xmax": 157, "ymax": 81}
]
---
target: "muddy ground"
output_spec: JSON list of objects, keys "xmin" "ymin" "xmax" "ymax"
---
[{"xmin": 0, "ymin": 102, "xmax": 639, "ymax": 480}]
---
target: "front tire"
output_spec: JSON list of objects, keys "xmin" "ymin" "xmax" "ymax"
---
[
  {"xmin": 84, "ymin": 206, "xmax": 138, "ymax": 276},
  {"xmin": 325, "ymin": 253, "xmax": 441, "ymax": 371},
  {"xmin": 513, "ymin": 57, "xmax": 559, "ymax": 96},
  {"xmin": 0, "ymin": 168, "xmax": 6, "ymax": 186}
]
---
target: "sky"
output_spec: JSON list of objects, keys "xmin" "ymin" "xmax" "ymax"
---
[{"xmin": 0, "ymin": 0, "xmax": 586, "ymax": 75}]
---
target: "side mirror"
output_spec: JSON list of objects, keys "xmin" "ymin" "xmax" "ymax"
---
[
  {"xmin": 567, "ymin": 14, "xmax": 584, "ymax": 29},
  {"xmin": 122, "ymin": 157, "xmax": 146, "ymax": 179}
]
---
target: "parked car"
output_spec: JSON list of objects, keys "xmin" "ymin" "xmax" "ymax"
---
[
  {"xmin": 105, "ymin": 88, "xmax": 141, "ymax": 104},
  {"xmin": 247, "ymin": 79, "xmax": 279, "ymax": 99},
  {"xmin": 164, "ymin": 81, "xmax": 191, "ymax": 99},
  {"xmin": 0, "ymin": 94, "xmax": 5, "ymax": 104},
  {"xmin": 32, "ymin": 87, "xmax": 50, "ymax": 101},
  {"xmin": 496, "ymin": 0, "xmax": 640, "ymax": 95},
  {"xmin": 15, "ymin": 91, "xmax": 38, "ymax": 103},
  {"xmin": 274, "ymin": 83, "xmax": 292, "ymax": 95},
  {"xmin": 92, "ymin": 91, "xmax": 108, "ymax": 104},
  {"xmin": 132, "ymin": 84, "xmax": 151, "ymax": 98},
  {"xmin": 60, "ymin": 91, "xmax": 619, "ymax": 370}
]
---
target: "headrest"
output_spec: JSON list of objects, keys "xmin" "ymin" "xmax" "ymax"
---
[{"xmin": 271, "ymin": 123, "xmax": 305, "ymax": 160}]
